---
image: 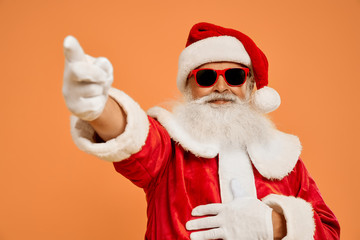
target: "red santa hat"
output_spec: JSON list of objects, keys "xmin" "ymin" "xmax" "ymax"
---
[{"xmin": 177, "ymin": 22, "xmax": 280, "ymax": 113}]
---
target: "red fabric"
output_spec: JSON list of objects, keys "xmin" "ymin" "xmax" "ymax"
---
[
  {"xmin": 185, "ymin": 22, "xmax": 269, "ymax": 90},
  {"xmin": 113, "ymin": 117, "xmax": 340, "ymax": 240}
]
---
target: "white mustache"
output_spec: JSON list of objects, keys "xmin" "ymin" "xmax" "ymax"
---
[{"xmin": 192, "ymin": 92, "xmax": 239, "ymax": 104}]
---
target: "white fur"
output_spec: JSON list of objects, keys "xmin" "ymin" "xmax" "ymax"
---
[
  {"xmin": 177, "ymin": 36, "xmax": 251, "ymax": 93},
  {"xmin": 262, "ymin": 194, "xmax": 315, "ymax": 239},
  {"xmin": 148, "ymin": 105, "xmax": 260, "ymax": 212},
  {"xmin": 174, "ymin": 92, "xmax": 273, "ymax": 149},
  {"xmin": 149, "ymin": 101, "xmax": 261, "ymax": 202},
  {"xmin": 218, "ymin": 148, "xmax": 257, "ymax": 203},
  {"xmin": 252, "ymin": 86, "xmax": 281, "ymax": 113},
  {"xmin": 147, "ymin": 106, "xmax": 219, "ymax": 158},
  {"xmin": 70, "ymin": 88, "xmax": 149, "ymax": 162},
  {"xmin": 247, "ymin": 129, "xmax": 302, "ymax": 179},
  {"xmin": 148, "ymin": 104, "xmax": 301, "ymax": 180}
]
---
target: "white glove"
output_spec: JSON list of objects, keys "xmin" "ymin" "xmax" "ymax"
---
[
  {"xmin": 62, "ymin": 36, "xmax": 113, "ymax": 121},
  {"xmin": 186, "ymin": 179, "xmax": 273, "ymax": 240}
]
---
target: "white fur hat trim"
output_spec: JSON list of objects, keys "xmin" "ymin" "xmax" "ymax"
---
[{"xmin": 177, "ymin": 36, "xmax": 251, "ymax": 93}]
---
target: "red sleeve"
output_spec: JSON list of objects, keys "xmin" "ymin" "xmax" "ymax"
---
[
  {"xmin": 293, "ymin": 160, "xmax": 341, "ymax": 239},
  {"xmin": 113, "ymin": 116, "xmax": 173, "ymax": 190}
]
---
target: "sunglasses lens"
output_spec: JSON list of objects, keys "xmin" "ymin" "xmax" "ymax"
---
[
  {"xmin": 225, "ymin": 68, "xmax": 246, "ymax": 86},
  {"xmin": 196, "ymin": 69, "xmax": 217, "ymax": 87}
]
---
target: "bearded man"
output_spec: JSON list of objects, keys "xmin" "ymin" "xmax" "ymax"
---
[{"xmin": 63, "ymin": 22, "xmax": 340, "ymax": 239}]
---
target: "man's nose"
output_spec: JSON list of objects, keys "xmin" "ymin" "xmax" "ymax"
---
[{"xmin": 213, "ymin": 75, "xmax": 230, "ymax": 93}]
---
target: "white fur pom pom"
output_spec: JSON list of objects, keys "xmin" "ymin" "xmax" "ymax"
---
[{"xmin": 252, "ymin": 87, "xmax": 281, "ymax": 113}]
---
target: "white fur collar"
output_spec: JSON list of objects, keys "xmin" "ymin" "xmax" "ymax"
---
[
  {"xmin": 147, "ymin": 107, "xmax": 301, "ymax": 180},
  {"xmin": 148, "ymin": 106, "xmax": 220, "ymax": 158}
]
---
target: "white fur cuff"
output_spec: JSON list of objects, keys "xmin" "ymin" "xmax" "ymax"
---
[
  {"xmin": 70, "ymin": 88, "xmax": 149, "ymax": 162},
  {"xmin": 262, "ymin": 194, "xmax": 315, "ymax": 240}
]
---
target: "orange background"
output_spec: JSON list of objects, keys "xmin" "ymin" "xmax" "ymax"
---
[{"xmin": 1, "ymin": 0, "xmax": 359, "ymax": 239}]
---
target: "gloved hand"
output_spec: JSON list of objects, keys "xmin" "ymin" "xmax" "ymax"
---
[
  {"xmin": 62, "ymin": 36, "xmax": 113, "ymax": 121},
  {"xmin": 186, "ymin": 179, "xmax": 274, "ymax": 240}
]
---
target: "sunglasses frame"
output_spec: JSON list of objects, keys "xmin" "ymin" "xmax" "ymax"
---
[{"xmin": 189, "ymin": 67, "xmax": 250, "ymax": 88}]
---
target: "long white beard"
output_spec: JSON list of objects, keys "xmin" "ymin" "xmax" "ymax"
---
[{"xmin": 172, "ymin": 92, "xmax": 275, "ymax": 149}]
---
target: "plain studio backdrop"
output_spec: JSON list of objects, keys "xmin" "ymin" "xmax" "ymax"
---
[{"xmin": 0, "ymin": 0, "xmax": 359, "ymax": 239}]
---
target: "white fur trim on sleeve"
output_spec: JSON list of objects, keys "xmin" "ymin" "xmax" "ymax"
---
[
  {"xmin": 262, "ymin": 194, "xmax": 315, "ymax": 240},
  {"xmin": 70, "ymin": 88, "xmax": 149, "ymax": 162}
]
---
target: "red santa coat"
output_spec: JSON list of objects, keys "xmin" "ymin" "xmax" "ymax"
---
[{"xmin": 71, "ymin": 89, "xmax": 340, "ymax": 240}]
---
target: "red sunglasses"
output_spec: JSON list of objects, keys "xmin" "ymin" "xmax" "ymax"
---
[{"xmin": 189, "ymin": 68, "xmax": 250, "ymax": 87}]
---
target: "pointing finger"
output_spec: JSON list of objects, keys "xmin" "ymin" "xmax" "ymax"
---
[{"xmin": 63, "ymin": 35, "xmax": 86, "ymax": 62}]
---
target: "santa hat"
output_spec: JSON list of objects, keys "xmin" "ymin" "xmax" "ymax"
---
[{"xmin": 177, "ymin": 22, "xmax": 280, "ymax": 113}]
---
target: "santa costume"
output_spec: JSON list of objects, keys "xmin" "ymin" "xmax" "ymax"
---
[{"xmin": 70, "ymin": 23, "xmax": 340, "ymax": 239}]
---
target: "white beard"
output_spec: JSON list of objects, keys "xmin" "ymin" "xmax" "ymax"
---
[{"xmin": 172, "ymin": 92, "xmax": 275, "ymax": 149}]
